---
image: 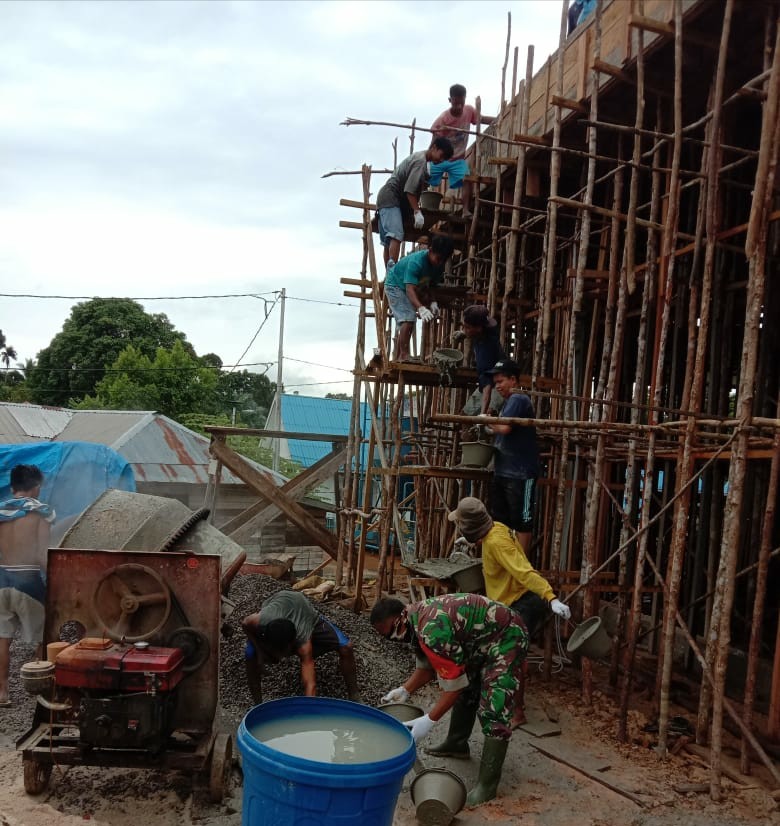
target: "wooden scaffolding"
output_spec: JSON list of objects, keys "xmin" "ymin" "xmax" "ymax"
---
[{"xmin": 334, "ymin": 0, "xmax": 780, "ymax": 800}]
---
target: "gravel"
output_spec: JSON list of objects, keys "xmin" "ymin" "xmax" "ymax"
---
[{"xmin": 219, "ymin": 574, "xmax": 414, "ymax": 714}]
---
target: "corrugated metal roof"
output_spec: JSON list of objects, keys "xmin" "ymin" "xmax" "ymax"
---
[
  {"xmin": 0, "ymin": 402, "xmax": 285, "ymax": 487},
  {"xmin": 280, "ymin": 394, "xmax": 372, "ymax": 468}
]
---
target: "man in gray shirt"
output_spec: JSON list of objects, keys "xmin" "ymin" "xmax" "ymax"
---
[
  {"xmin": 242, "ymin": 589, "xmax": 360, "ymax": 703},
  {"xmin": 376, "ymin": 137, "xmax": 453, "ymax": 270}
]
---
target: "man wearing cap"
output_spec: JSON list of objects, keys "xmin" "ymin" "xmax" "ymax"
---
[
  {"xmin": 458, "ymin": 305, "xmax": 505, "ymax": 416},
  {"xmin": 371, "ymin": 592, "xmax": 528, "ymax": 807},
  {"xmin": 446, "ymin": 496, "xmax": 570, "ymax": 726},
  {"xmin": 482, "ymin": 358, "xmax": 539, "ymax": 554}
]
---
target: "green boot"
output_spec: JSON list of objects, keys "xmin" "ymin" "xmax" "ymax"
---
[
  {"xmin": 425, "ymin": 701, "xmax": 477, "ymax": 759},
  {"xmin": 466, "ymin": 736, "xmax": 509, "ymax": 807}
]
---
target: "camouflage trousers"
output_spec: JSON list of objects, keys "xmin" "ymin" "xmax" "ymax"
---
[{"xmin": 456, "ymin": 623, "xmax": 528, "ymax": 740}]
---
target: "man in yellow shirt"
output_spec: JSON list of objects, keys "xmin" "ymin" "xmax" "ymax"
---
[{"xmin": 445, "ymin": 496, "xmax": 570, "ymax": 727}]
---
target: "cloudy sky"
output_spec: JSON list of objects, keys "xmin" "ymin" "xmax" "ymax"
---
[{"xmin": 2, "ymin": 0, "xmax": 561, "ymax": 397}]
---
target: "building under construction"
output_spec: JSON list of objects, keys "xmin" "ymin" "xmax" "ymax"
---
[{"xmin": 331, "ymin": 0, "xmax": 779, "ymax": 798}]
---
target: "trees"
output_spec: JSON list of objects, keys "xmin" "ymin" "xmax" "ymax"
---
[
  {"xmin": 77, "ymin": 340, "xmax": 219, "ymax": 420},
  {"xmin": 27, "ymin": 299, "xmax": 191, "ymax": 406},
  {"xmin": 0, "ymin": 330, "xmax": 17, "ymax": 372},
  {"xmin": 215, "ymin": 370, "xmax": 275, "ymax": 427}
]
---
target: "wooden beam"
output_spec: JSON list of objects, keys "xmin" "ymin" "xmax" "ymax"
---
[
  {"xmin": 340, "ymin": 198, "xmax": 376, "ymax": 210},
  {"xmin": 339, "ymin": 220, "xmax": 364, "ymax": 230},
  {"xmin": 513, "ymin": 133, "xmax": 551, "ymax": 146},
  {"xmin": 344, "ymin": 290, "xmax": 373, "ymax": 300},
  {"xmin": 628, "ymin": 13, "xmax": 674, "ymax": 37},
  {"xmin": 340, "ymin": 277, "xmax": 373, "ymax": 288},
  {"xmin": 204, "ymin": 426, "xmax": 348, "ymax": 442},
  {"xmin": 592, "ymin": 59, "xmax": 631, "ymax": 83},
  {"xmin": 550, "ymin": 195, "xmax": 665, "ymax": 231},
  {"xmin": 224, "ymin": 446, "xmax": 348, "ymax": 544},
  {"xmin": 210, "ymin": 438, "xmax": 338, "ymax": 559},
  {"xmin": 551, "ymin": 95, "xmax": 587, "ymax": 114},
  {"xmin": 487, "ymin": 157, "xmax": 518, "ymax": 166}
]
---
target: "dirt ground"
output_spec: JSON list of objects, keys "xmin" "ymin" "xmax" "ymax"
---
[{"xmin": 0, "ymin": 576, "xmax": 778, "ymax": 826}]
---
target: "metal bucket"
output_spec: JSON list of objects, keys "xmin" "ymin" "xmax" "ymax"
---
[
  {"xmin": 59, "ymin": 490, "xmax": 245, "ymax": 583},
  {"xmin": 410, "ymin": 768, "xmax": 467, "ymax": 826},
  {"xmin": 459, "ymin": 441, "xmax": 493, "ymax": 468},
  {"xmin": 451, "ymin": 561, "xmax": 484, "ymax": 594},
  {"xmin": 566, "ymin": 616, "xmax": 612, "ymax": 660},
  {"xmin": 419, "ymin": 191, "xmax": 443, "ymax": 211},
  {"xmin": 378, "ymin": 703, "xmax": 425, "ymax": 723}
]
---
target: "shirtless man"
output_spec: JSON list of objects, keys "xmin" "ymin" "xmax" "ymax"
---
[{"xmin": 0, "ymin": 464, "xmax": 54, "ymax": 706}]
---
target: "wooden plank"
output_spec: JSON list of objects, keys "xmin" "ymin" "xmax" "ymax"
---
[
  {"xmin": 210, "ymin": 439, "xmax": 338, "ymax": 559},
  {"xmin": 340, "ymin": 197, "xmax": 376, "ymax": 210},
  {"xmin": 530, "ymin": 742, "xmax": 645, "ymax": 806},
  {"xmin": 221, "ymin": 446, "xmax": 348, "ymax": 540},
  {"xmin": 340, "ymin": 277, "xmax": 373, "ymax": 288},
  {"xmin": 517, "ymin": 719, "xmax": 563, "ymax": 739},
  {"xmin": 344, "ymin": 290, "xmax": 372, "ymax": 300},
  {"xmin": 513, "ymin": 133, "xmax": 551, "ymax": 146},
  {"xmin": 551, "ymin": 95, "xmax": 587, "ymax": 113},
  {"xmin": 487, "ymin": 157, "xmax": 518, "ymax": 166},
  {"xmin": 339, "ymin": 220, "xmax": 364, "ymax": 230},
  {"xmin": 204, "ymin": 426, "xmax": 348, "ymax": 442},
  {"xmin": 628, "ymin": 13, "xmax": 674, "ymax": 37}
]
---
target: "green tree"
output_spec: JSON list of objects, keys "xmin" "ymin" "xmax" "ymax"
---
[
  {"xmin": 27, "ymin": 298, "xmax": 192, "ymax": 406},
  {"xmin": 77, "ymin": 340, "xmax": 219, "ymax": 420},
  {"xmin": 216, "ymin": 370, "xmax": 275, "ymax": 426},
  {"xmin": 325, "ymin": 392, "xmax": 351, "ymax": 401}
]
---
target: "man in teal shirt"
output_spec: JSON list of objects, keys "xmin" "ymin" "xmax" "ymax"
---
[{"xmin": 384, "ymin": 235, "xmax": 454, "ymax": 361}]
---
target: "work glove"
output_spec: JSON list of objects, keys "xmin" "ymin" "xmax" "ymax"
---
[
  {"xmin": 550, "ymin": 598, "xmax": 571, "ymax": 621},
  {"xmin": 418, "ymin": 307, "xmax": 434, "ymax": 323},
  {"xmin": 413, "ymin": 210, "xmax": 425, "ymax": 229},
  {"xmin": 430, "ymin": 301, "xmax": 440, "ymax": 317},
  {"xmin": 402, "ymin": 714, "xmax": 436, "ymax": 742},
  {"xmin": 381, "ymin": 686, "xmax": 410, "ymax": 704}
]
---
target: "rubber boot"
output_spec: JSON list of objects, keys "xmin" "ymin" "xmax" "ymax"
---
[
  {"xmin": 425, "ymin": 701, "xmax": 477, "ymax": 759},
  {"xmin": 466, "ymin": 736, "xmax": 509, "ymax": 807}
]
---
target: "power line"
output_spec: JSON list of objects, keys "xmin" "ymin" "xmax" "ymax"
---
[
  {"xmin": 284, "ymin": 380, "xmax": 353, "ymax": 388},
  {"xmin": 0, "ymin": 292, "xmax": 278, "ymax": 300},
  {"xmin": 285, "ymin": 357, "xmax": 352, "ymax": 373},
  {"xmin": 287, "ymin": 296, "xmax": 359, "ymax": 308},
  {"xmin": 9, "ymin": 361, "xmax": 276, "ymax": 374},
  {"xmin": 229, "ymin": 294, "xmax": 280, "ymax": 374}
]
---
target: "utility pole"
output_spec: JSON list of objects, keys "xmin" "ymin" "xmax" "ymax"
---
[{"xmin": 272, "ymin": 288, "xmax": 286, "ymax": 473}]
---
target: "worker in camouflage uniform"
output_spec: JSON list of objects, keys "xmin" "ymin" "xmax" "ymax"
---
[{"xmin": 371, "ymin": 593, "xmax": 528, "ymax": 807}]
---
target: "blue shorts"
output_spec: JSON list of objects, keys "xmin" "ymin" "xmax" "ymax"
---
[
  {"xmin": 428, "ymin": 159, "xmax": 469, "ymax": 189},
  {"xmin": 385, "ymin": 284, "xmax": 417, "ymax": 323},
  {"xmin": 245, "ymin": 616, "xmax": 350, "ymax": 660},
  {"xmin": 491, "ymin": 476, "xmax": 537, "ymax": 533},
  {"xmin": 378, "ymin": 207, "xmax": 404, "ymax": 247}
]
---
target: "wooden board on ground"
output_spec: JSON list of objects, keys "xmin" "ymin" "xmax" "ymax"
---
[
  {"xmin": 517, "ymin": 718, "xmax": 563, "ymax": 739},
  {"xmin": 525, "ymin": 736, "xmax": 611, "ymax": 773}
]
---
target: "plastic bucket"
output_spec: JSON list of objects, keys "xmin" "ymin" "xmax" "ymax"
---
[
  {"xmin": 460, "ymin": 441, "xmax": 494, "ymax": 467},
  {"xmin": 410, "ymin": 768, "xmax": 467, "ymax": 826},
  {"xmin": 378, "ymin": 702, "xmax": 425, "ymax": 723},
  {"xmin": 419, "ymin": 191, "xmax": 443, "ymax": 211},
  {"xmin": 238, "ymin": 697, "xmax": 416, "ymax": 826},
  {"xmin": 566, "ymin": 616, "xmax": 612, "ymax": 660}
]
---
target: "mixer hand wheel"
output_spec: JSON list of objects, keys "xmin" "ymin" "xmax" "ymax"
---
[{"xmin": 92, "ymin": 563, "xmax": 172, "ymax": 642}]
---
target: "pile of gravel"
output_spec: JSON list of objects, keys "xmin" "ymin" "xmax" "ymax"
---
[{"xmin": 219, "ymin": 573, "xmax": 414, "ymax": 715}]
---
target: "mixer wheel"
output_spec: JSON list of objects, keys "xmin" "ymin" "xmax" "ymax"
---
[
  {"xmin": 23, "ymin": 759, "xmax": 52, "ymax": 795},
  {"xmin": 92, "ymin": 563, "xmax": 172, "ymax": 643},
  {"xmin": 166, "ymin": 627, "xmax": 210, "ymax": 673},
  {"xmin": 209, "ymin": 733, "xmax": 232, "ymax": 803}
]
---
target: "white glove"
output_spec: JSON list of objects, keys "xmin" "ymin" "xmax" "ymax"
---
[
  {"xmin": 402, "ymin": 714, "xmax": 436, "ymax": 742},
  {"xmin": 430, "ymin": 301, "xmax": 440, "ymax": 317},
  {"xmin": 413, "ymin": 210, "xmax": 425, "ymax": 229},
  {"xmin": 381, "ymin": 686, "xmax": 410, "ymax": 704},
  {"xmin": 418, "ymin": 307, "xmax": 434, "ymax": 323},
  {"xmin": 550, "ymin": 598, "xmax": 571, "ymax": 620}
]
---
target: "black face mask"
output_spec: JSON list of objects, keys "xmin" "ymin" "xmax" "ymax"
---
[{"xmin": 388, "ymin": 616, "xmax": 415, "ymax": 644}]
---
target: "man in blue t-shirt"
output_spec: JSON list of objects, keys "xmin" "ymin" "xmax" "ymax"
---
[
  {"xmin": 481, "ymin": 359, "xmax": 539, "ymax": 554},
  {"xmin": 384, "ymin": 235, "xmax": 455, "ymax": 361},
  {"xmin": 460, "ymin": 305, "xmax": 505, "ymax": 415}
]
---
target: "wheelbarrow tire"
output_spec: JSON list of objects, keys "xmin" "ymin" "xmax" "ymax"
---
[
  {"xmin": 23, "ymin": 759, "xmax": 52, "ymax": 794},
  {"xmin": 209, "ymin": 733, "xmax": 232, "ymax": 803}
]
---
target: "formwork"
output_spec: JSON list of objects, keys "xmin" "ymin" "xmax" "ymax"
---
[{"xmin": 334, "ymin": 0, "xmax": 780, "ymax": 797}]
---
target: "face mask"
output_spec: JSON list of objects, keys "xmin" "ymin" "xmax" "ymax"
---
[{"xmin": 389, "ymin": 616, "xmax": 414, "ymax": 643}]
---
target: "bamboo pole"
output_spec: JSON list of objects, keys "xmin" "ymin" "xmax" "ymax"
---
[
  {"xmin": 533, "ymin": 0, "xmax": 569, "ymax": 383},
  {"xmin": 708, "ymin": 16, "xmax": 779, "ymax": 799}
]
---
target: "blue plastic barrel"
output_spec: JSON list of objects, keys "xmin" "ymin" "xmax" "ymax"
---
[{"xmin": 238, "ymin": 697, "xmax": 416, "ymax": 826}]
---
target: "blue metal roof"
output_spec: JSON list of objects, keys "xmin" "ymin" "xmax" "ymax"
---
[{"xmin": 280, "ymin": 394, "xmax": 372, "ymax": 467}]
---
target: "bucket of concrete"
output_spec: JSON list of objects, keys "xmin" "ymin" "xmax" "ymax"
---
[
  {"xmin": 411, "ymin": 767, "xmax": 467, "ymax": 826},
  {"xmin": 566, "ymin": 616, "xmax": 612, "ymax": 660},
  {"xmin": 419, "ymin": 191, "xmax": 443, "ymax": 211},
  {"xmin": 459, "ymin": 441, "xmax": 493, "ymax": 468}
]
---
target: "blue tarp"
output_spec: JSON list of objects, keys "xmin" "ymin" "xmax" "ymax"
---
[{"xmin": 0, "ymin": 442, "xmax": 136, "ymax": 544}]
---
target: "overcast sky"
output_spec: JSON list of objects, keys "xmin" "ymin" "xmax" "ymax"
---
[{"xmin": 1, "ymin": 0, "xmax": 562, "ymax": 398}]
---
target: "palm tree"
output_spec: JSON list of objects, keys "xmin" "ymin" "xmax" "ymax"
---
[{"xmin": 0, "ymin": 330, "xmax": 18, "ymax": 381}]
